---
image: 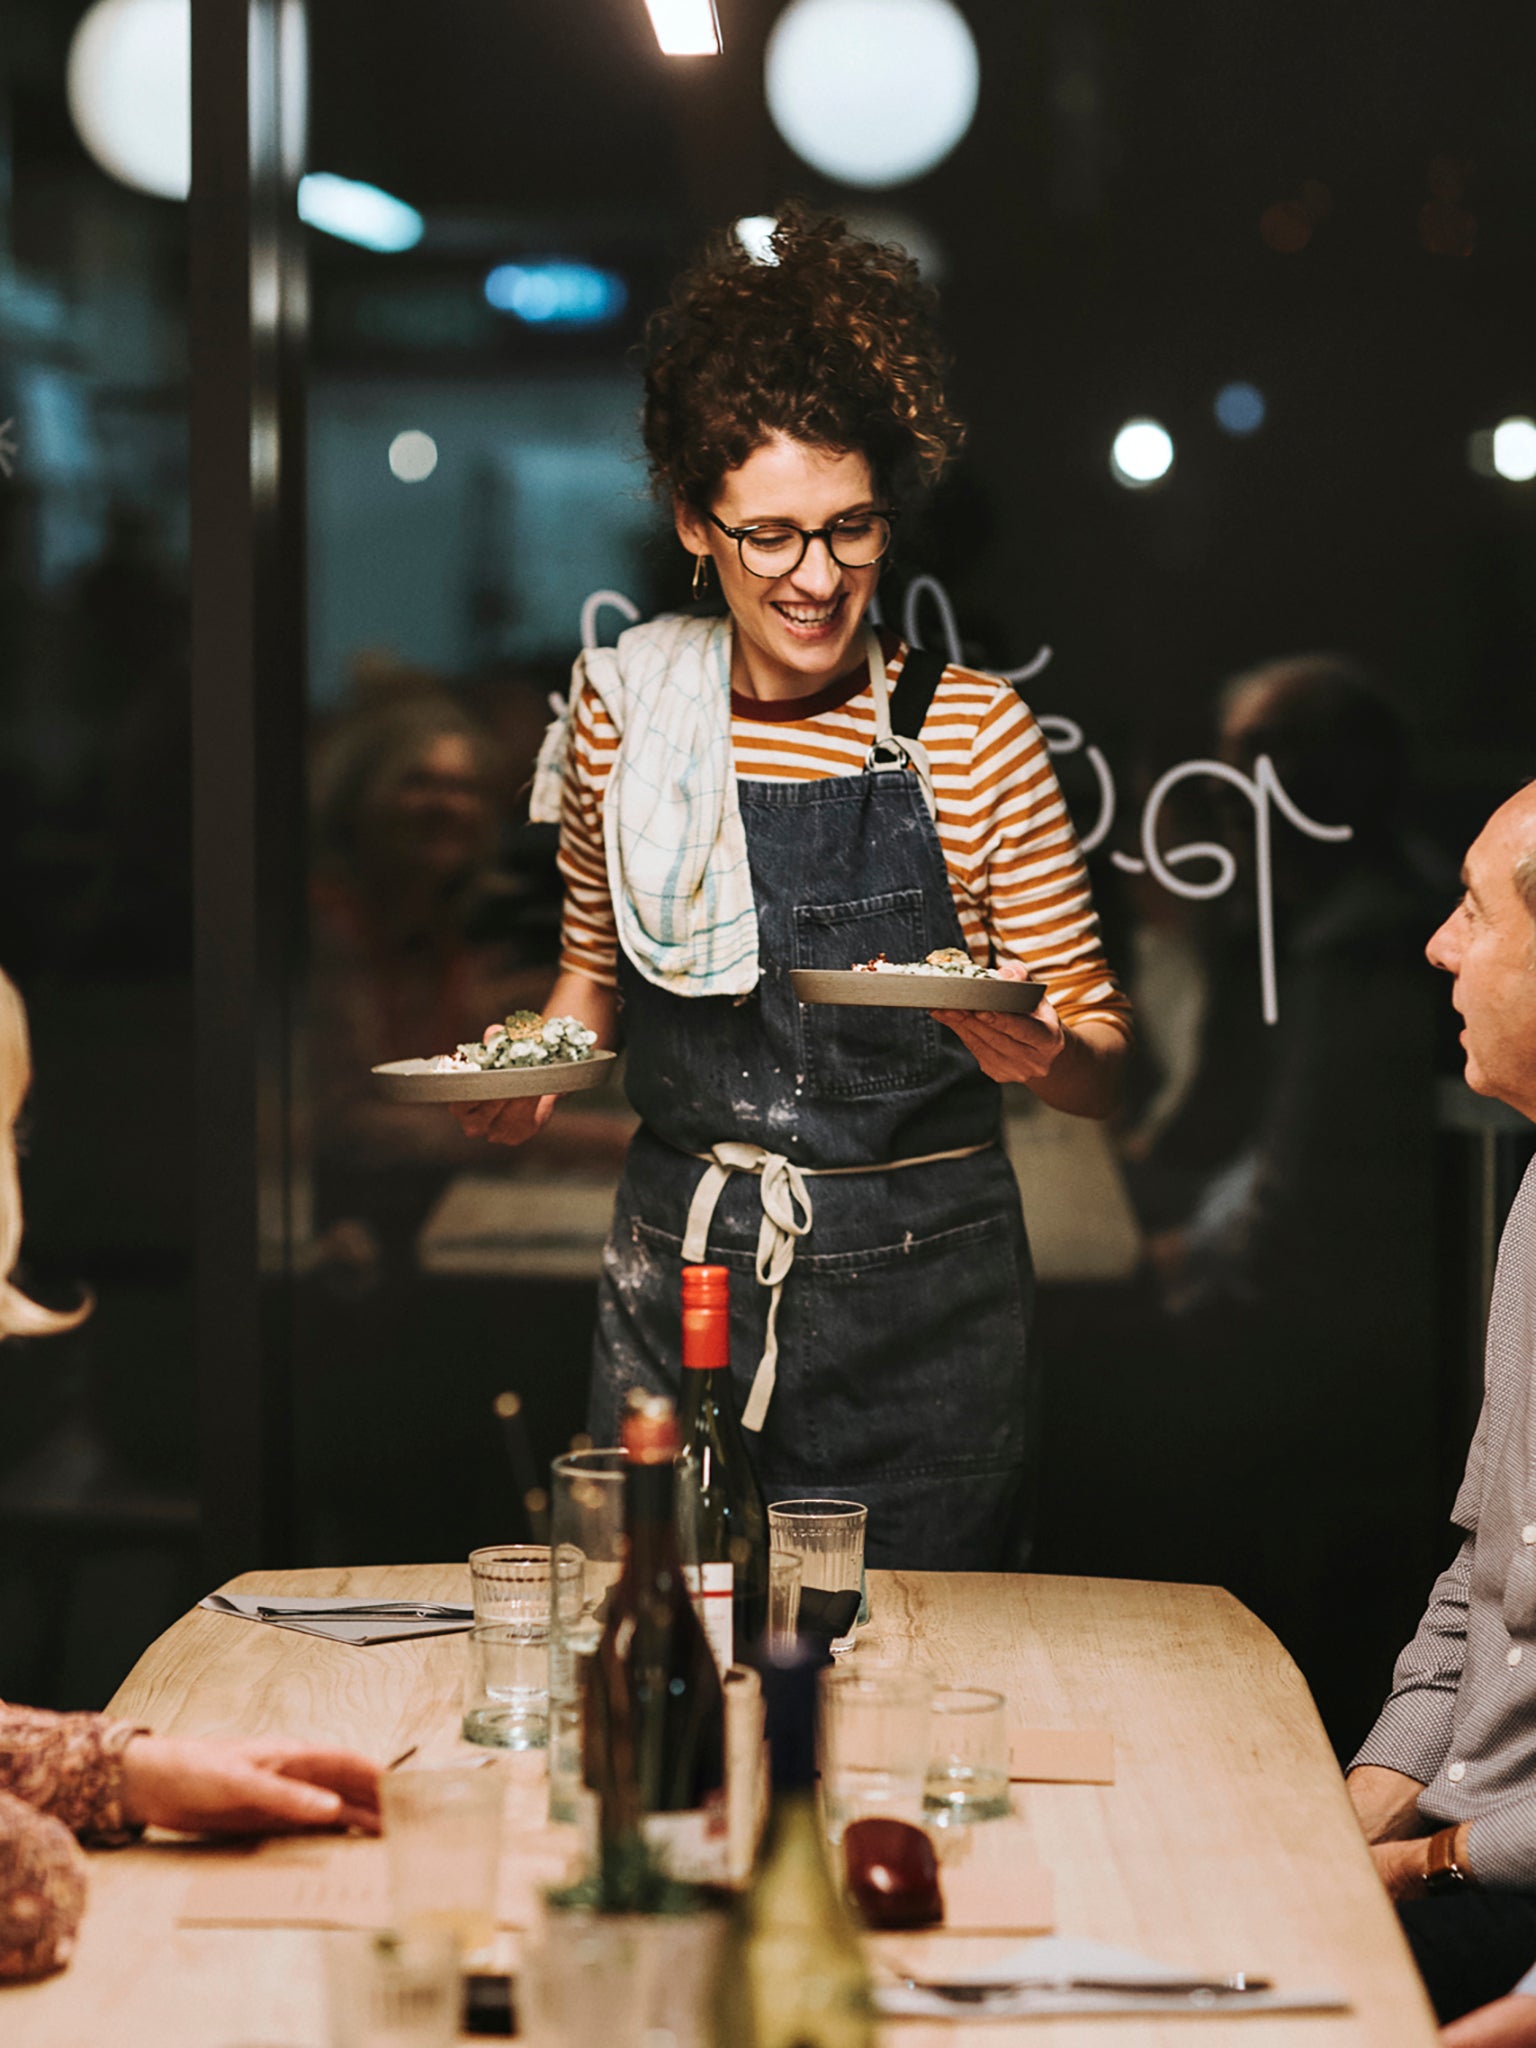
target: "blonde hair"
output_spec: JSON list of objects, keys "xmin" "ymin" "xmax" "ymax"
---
[{"xmin": 0, "ymin": 967, "xmax": 91, "ymax": 1340}]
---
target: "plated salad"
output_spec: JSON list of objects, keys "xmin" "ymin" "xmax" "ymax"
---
[
  {"xmin": 851, "ymin": 947, "xmax": 1000, "ymax": 979},
  {"xmin": 433, "ymin": 1011, "xmax": 599, "ymax": 1073}
]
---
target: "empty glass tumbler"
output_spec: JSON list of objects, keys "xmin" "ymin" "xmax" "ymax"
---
[
  {"xmin": 462, "ymin": 1545, "xmax": 580, "ymax": 1750},
  {"xmin": 924, "ymin": 1685, "xmax": 1011, "ymax": 1823},
  {"xmin": 818, "ymin": 1664, "xmax": 934, "ymax": 1841}
]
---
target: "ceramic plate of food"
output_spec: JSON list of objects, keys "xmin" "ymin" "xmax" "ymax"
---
[
  {"xmin": 372, "ymin": 1013, "xmax": 617, "ymax": 1103},
  {"xmin": 791, "ymin": 950, "xmax": 1046, "ymax": 1016}
]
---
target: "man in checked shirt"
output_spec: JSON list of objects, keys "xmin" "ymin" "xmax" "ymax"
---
[{"xmin": 1346, "ymin": 780, "xmax": 1536, "ymax": 2042}]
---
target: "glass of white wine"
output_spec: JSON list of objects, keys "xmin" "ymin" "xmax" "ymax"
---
[{"xmin": 380, "ymin": 1763, "xmax": 504, "ymax": 1961}]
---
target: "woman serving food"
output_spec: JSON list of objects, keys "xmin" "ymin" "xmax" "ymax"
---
[{"xmin": 459, "ymin": 206, "xmax": 1131, "ymax": 1568}]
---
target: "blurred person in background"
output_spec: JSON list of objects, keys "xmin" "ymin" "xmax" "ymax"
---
[
  {"xmin": 0, "ymin": 965, "xmax": 381, "ymax": 1983},
  {"xmin": 1139, "ymin": 653, "xmax": 1444, "ymax": 1307},
  {"xmin": 302, "ymin": 664, "xmax": 633, "ymax": 1562},
  {"xmin": 308, "ymin": 669, "xmax": 552, "ymax": 1264},
  {"xmin": 1113, "ymin": 653, "xmax": 1447, "ymax": 1741}
]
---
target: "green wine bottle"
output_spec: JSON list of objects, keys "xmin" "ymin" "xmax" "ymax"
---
[
  {"xmin": 676, "ymin": 1264, "xmax": 769, "ymax": 1668},
  {"xmin": 716, "ymin": 1645, "xmax": 876, "ymax": 2048}
]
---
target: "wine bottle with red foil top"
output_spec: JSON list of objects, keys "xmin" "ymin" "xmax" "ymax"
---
[
  {"xmin": 676, "ymin": 1263, "xmax": 770, "ymax": 1669},
  {"xmin": 582, "ymin": 1389, "xmax": 727, "ymax": 1894}
]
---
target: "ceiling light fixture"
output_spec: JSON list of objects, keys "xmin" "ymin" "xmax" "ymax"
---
[
  {"xmin": 1491, "ymin": 416, "xmax": 1536, "ymax": 483},
  {"xmin": 1110, "ymin": 418, "xmax": 1175, "ymax": 489},
  {"xmin": 297, "ymin": 173, "xmax": 424, "ymax": 253},
  {"xmin": 643, "ymin": 0, "xmax": 722, "ymax": 56},
  {"xmin": 764, "ymin": 0, "xmax": 977, "ymax": 190},
  {"xmin": 67, "ymin": 0, "xmax": 190, "ymax": 200}
]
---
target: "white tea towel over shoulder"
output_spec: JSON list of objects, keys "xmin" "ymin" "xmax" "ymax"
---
[{"xmin": 530, "ymin": 611, "xmax": 760, "ymax": 997}]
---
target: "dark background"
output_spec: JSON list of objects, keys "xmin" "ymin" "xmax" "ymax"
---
[{"xmin": 3, "ymin": 0, "xmax": 1535, "ymax": 1756}]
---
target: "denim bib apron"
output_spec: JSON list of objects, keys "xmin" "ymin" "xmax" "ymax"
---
[{"xmin": 589, "ymin": 653, "xmax": 1036, "ymax": 1570}]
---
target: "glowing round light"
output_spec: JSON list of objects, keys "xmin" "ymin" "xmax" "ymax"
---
[
  {"xmin": 388, "ymin": 432, "xmax": 439, "ymax": 484},
  {"xmin": 764, "ymin": 0, "xmax": 979, "ymax": 190},
  {"xmin": 298, "ymin": 174, "xmax": 423, "ymax": 253},
  {"xmin": 483, "ymin": 263, "xmax": 627, "ymax": 327},
  {"xmin": 67, "ymin": 0, "xmax": 190, "ymax": 200},
  {"xmin": 734, "ymin": 216, "xmax": 780, "ymax": 265},
  {"xmin": 1110, "ymin": 419, "xmax": 1174, "ymax": 488},
  {"xmin": 1492, "ymin": 416, "xmax": 1536, "ymax": 483},
  {"xmin": 1214, "ymin": 382, "xmax": 1266, "ymax": 436}
]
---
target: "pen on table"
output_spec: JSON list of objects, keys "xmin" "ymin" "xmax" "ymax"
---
[{"xmin": 386, "ymin": 1744, "xmax": 418, "ymax": 1771}]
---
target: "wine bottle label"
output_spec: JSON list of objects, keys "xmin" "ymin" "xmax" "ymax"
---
[
  {"xmin": 643, "ymin": 1791, "xmax": 729, "ymax": 1884},
  {"xmin": 686, "ymin": 1560, "xmax": 734, "ymax": 1672}
]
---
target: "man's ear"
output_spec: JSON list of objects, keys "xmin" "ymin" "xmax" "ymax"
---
[{"xmin": 673, "ymin": 494, "xmax": 710, "ymax": 555}]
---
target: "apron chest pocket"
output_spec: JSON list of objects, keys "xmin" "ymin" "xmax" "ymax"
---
[{"xmin": 792, "ymin": 888, "xmax": 942, "ymax": 1102}]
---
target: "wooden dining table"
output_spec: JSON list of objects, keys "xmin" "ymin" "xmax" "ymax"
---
[{"xmin": 5, "ymin": 1565, "xmax": 1439, "ymax": 2046}]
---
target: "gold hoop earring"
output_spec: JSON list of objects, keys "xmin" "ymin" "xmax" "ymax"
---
[{"xmin": 692, "ymin": 553, "xmax": 711, "ymax": 598}]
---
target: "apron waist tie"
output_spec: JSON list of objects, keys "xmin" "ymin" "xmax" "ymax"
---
[{"xmin": 679, "ymin": 1138, "xmax": 994, "ymax": 1433}]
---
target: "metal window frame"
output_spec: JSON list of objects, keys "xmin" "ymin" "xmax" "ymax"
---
[{"xmin": 190, "ymin": 0, "xmax": 309, "ymax": 1579}]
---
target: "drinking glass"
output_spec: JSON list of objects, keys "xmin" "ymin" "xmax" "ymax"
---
[
  {"xmin": 766, "ymin": 1546, "xmax": 802, "ymax": 1652},
  {"xmin": 380, "ymin": 1764, "xmax": 504, "ymax": 1960},
  {"xmin": 462, "ymin": 1622, "xmax": 547, "ymax": 1750},
  {"xmin": 547, "ymin": 1447, "xmax": 628, "ymax": 1824},
  {"xmin": 924, "ymin": 1685, "xmax": 1011, "ymax": 1823},
  {"xmin": 817, "ymin": 1664, "xmax": 933, "ymax": 1841},
  {"xmin": 766, "ymin": 1499, "xmax": 866, "ymax": 1654},
  {"xmin": 324, "ymin": 1929, "xmax": 460, "ymax": 2048},
  {"xmin": 519, "ymin": 1899, "xmax": 728, "ymax": 2048},
  {"xmin": 461, "ymin": 1546, "xmax": 581, "ymax": 1750}
]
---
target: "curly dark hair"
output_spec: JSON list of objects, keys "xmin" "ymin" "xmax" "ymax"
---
[{"xmin": 641, "ymin": 202, "xmax": 965, "ymax": 514}]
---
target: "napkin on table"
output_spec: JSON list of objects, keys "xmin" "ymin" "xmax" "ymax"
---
[
  {"xmin": 874, "ymin": 1935, "xmax": 1348, "ymax": 2020},
  {"xmin": 200, "ymin": 1593, "xmax": 473, "ymax": 1645}
]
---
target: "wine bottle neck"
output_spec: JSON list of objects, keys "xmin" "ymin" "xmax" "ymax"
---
[
  {"xmin": 624, "ymin": 1460, "xmax": 682, "ymax": 1573},
  {"xmin": 682, "ymin": 1297, "xmax": 729, "ymax": 1374},
  {"xmin": 757, "ymin": 1781, "xmax": 821, "ymax": 1860}
]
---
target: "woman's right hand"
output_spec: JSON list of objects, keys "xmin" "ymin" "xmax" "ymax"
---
[
  {"xmin": 447, "ymin": 970, "xmax": 616, "ymax": 1149},
  {"xmin": 451, "ymin": 1095, "xmax": 558, "ymax": 1147}
]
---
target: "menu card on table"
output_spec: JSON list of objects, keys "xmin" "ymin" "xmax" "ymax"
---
[
  {"xmin": 177, "ymin": 1829, "xmax": 579, "ymax": 1932},
  {"xmin": 1009, "ymin": 1725, "xmax": 1115, "ymax": 1783}
]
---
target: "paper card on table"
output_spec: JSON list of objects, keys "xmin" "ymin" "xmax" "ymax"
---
[
  {"xmin": 1009, "ymin": 1726, "xmax": 1115, "ymax": 1784},
  {"xmin": 933, "ymin": 1821, "xmax": 1054, "ymax": 1932},
  {"xmin": 177, "ymin": 1832, "xmax": 580, "ymax": 1932}
]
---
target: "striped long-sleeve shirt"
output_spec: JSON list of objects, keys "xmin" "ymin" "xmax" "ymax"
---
[
  {"xmin": 558, "ymin": 640, "xmax": 1132, "ymax": 1041},
  {"xmin": 1352, "ymin": 1157, "xmax": 1536, "ymax": 1889}
]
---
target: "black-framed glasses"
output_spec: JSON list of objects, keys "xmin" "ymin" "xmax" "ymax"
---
[{"xmin": 706, "ymin": 508, "xmax": 897, "ymax": 578}]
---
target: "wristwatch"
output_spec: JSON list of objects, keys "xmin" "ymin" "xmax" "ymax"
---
[{"xmin": 1424, "ymin": 1826, "xmax": 1473, "ymax": 1893}]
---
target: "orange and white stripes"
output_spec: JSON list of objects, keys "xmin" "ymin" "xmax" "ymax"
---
[{"xmin": 558, "ymin": 644, "xmax": 1131, "ymax": 1039}]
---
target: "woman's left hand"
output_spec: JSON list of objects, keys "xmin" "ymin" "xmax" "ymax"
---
[
  {"xmin": 120, "ymin": 1735, "xmax": 382, "ymax": 1836},
  {"xmin": 930, "ymin": 966, "xmax": 1065, "ymax": 1086}
]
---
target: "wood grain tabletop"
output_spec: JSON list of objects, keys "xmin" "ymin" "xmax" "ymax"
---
[{"xmin": 2, "ymin": 1565, "xmax": 1438, "ymax": 2046}]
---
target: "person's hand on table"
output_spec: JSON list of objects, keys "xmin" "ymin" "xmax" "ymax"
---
[
  {"xmin": 1444, "ymin": 1995, "xmax": 1536, "ymax": 2047},
  {"xmin": 120, "ymin": 1735, "xmax": 382, "ymax": 1835},
  {"xmin": 930, "ymin": 968, "xmax": 1065, "ymax": 1085}
]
